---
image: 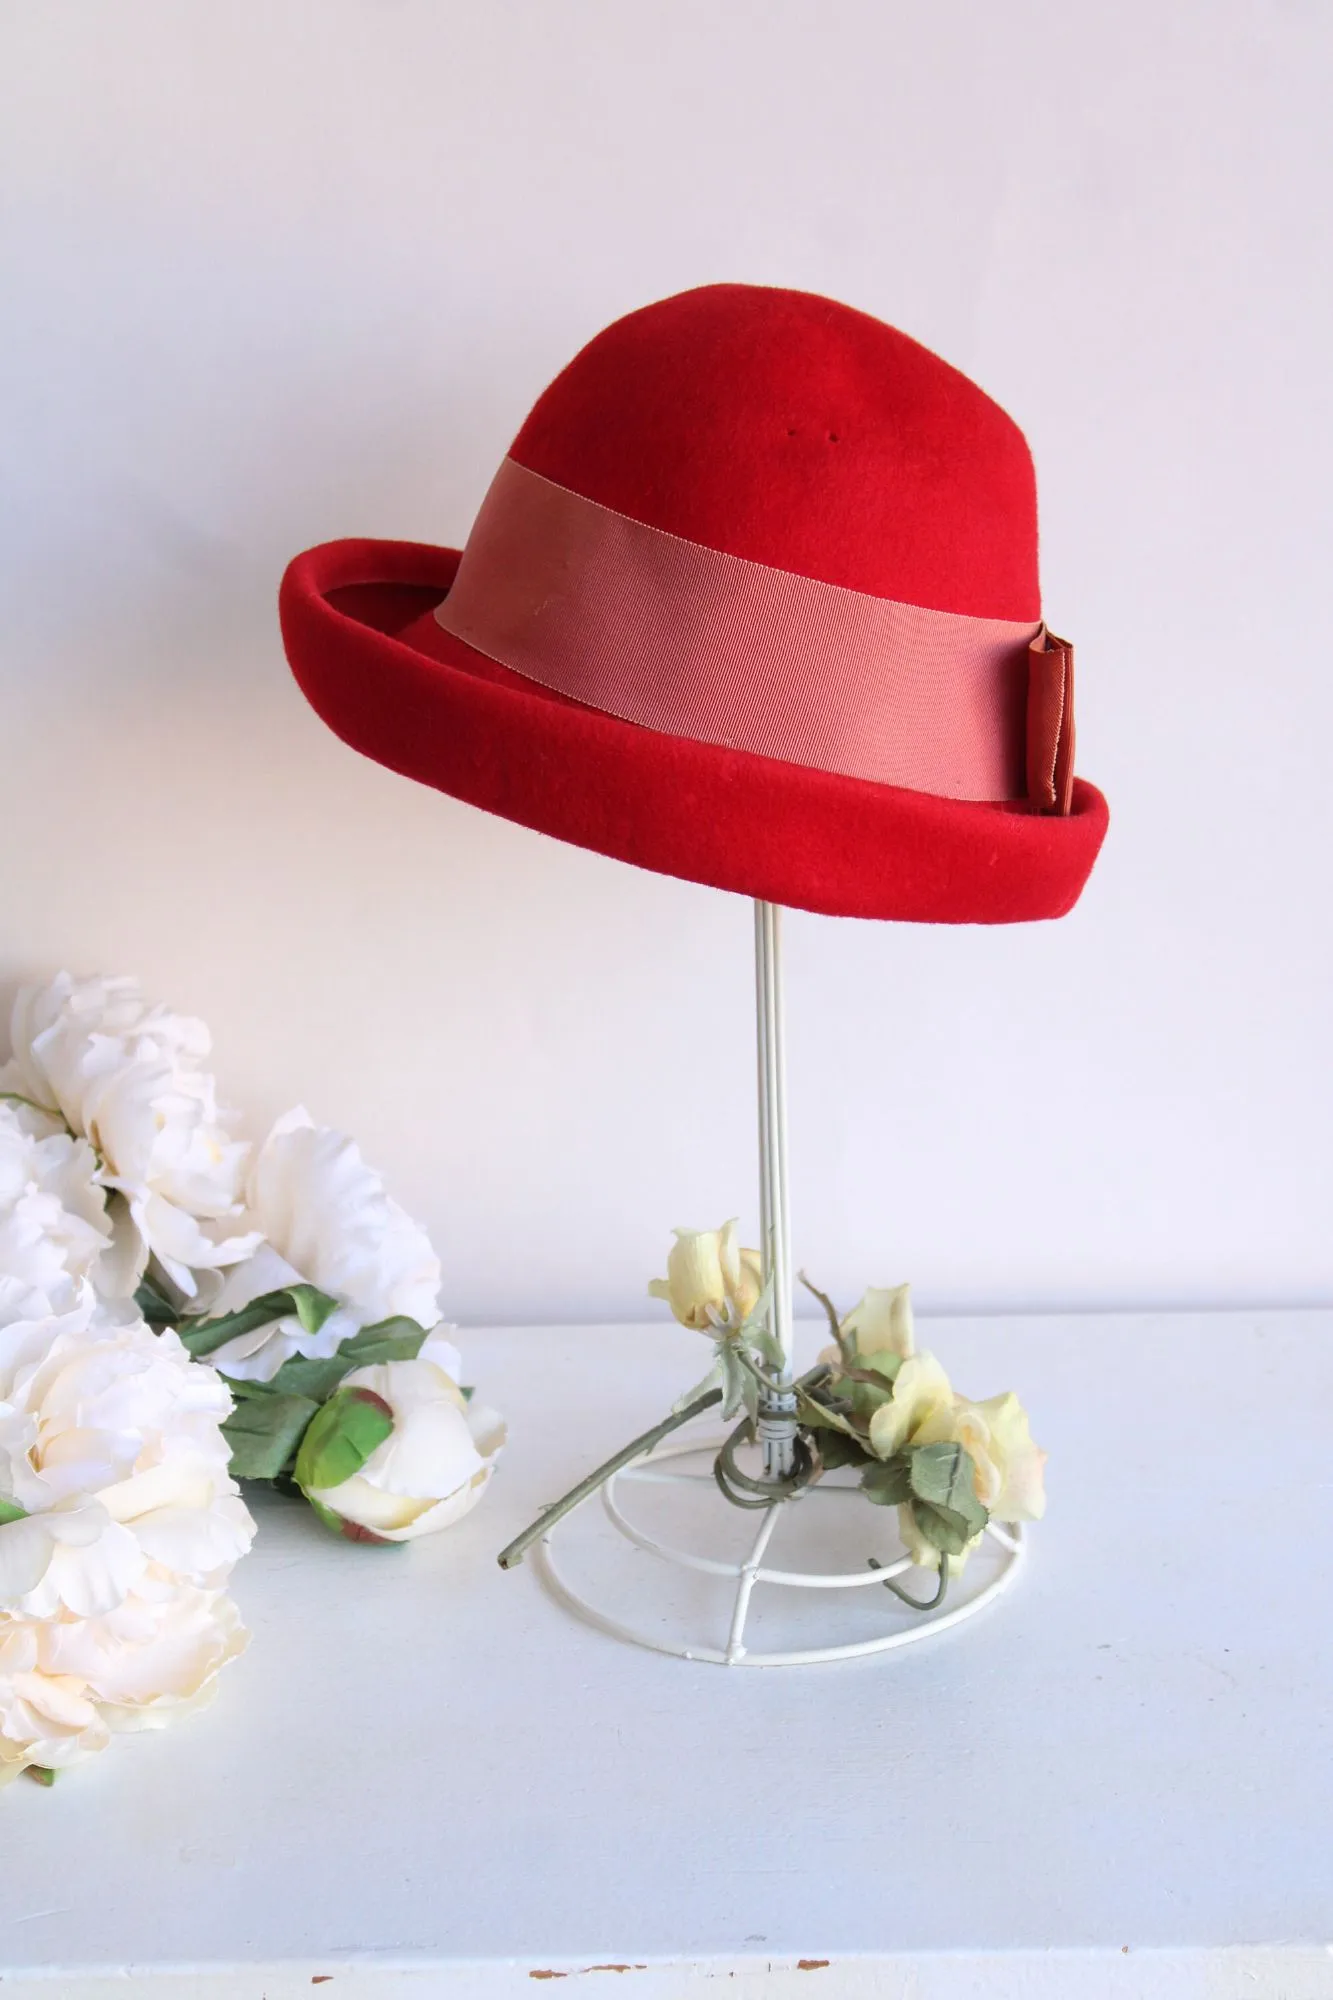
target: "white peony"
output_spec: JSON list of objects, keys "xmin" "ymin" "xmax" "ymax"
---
[
  {"xmin": 0, "ymin": 1624, "xmax": 111, "ymax": 1775},
  {"xmin": 648, "ymin": 1221, "xmax": 763, "ymax": 1333},
  {"xmin": 297, "ymin": 1356, "xmax": 505, "ymax": 1543},
  {"xmin": 0, "ymin": 1100, "xmax": 112, "ymax": 1310},
  {"xmin": 205, "ymin": 1110, "xmax": 452, "ymax": 1383},
  {"xmin": 0, "ymin": 1289, "xmax": 254, "ymax": 1784},
  {"xmin": 0, "ymin": 974, "xmax": 258, "ymax": 1299}
]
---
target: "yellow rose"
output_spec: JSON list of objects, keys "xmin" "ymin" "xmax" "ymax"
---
[
  {"xmin": 822, "ymin": 1282, "xmax": 916, "ymax": 1370},
  {"xmin": 949, "ymin": 1391, "xmax": 1047, "ymax": 1523},
  {"xmin": 869, "ymin": 1356, "xmax": 1047, "ymax": 1570},
  {"xmin": 866, "ymin": 1351, "xmax": 955, "ymax": 1458},
  {"xmin": 648, "ymin": 1221, "xmax": 762, "ymax": 1333}
]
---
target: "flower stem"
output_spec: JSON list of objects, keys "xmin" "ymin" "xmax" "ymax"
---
[
  {"xmin": 713, "ymin": 1415, "xmax": 818, "ymax": 1508},
  {"xmin": 731, "ymin": 1343, "xmax": 788, "ymax": 1397},
  {"xmin": 798, "ymin": 1270, "xmax": 855, "ymax": 1368},
  {"xmin": 868, "ymin": 1553, "xmax": 950, "ymax": 1610},
  {"xmin": 496, "ymin": 1387, "xmax": 723, "ymax": 1571}
]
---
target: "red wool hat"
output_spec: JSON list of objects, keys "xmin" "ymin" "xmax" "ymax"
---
[{"xmin": 280, "ymin": 284, "xmax": 1107, "ymax": 923}]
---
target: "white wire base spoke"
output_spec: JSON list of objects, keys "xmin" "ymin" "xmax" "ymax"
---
[{"xmin": 531, "ymin": 1427, "xmax": 1026, "ymax": 1668}]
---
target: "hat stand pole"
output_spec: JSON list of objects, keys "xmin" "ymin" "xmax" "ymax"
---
[
  {"xmin": 524, "ymin": 897, "xmax": 1027, "ymax": 1663},
  {"xmin": 753, "ymin": 900, "xmax": 798, "ymax": 1480}
]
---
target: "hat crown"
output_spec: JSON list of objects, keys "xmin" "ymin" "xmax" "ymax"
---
[{"xmin": 511, "ymin": 284, "xmax": 1040, "ymax": 624}]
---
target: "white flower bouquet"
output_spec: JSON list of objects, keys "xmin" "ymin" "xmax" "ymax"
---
[{"xmin": 0, "ymin": 974, "xmax": 504, "ymax": 1788}]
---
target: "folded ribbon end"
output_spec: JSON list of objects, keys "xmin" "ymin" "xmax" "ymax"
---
[{"xmin": 1026, "ymin": 628, "xmax": 1075, "ymax": 815}]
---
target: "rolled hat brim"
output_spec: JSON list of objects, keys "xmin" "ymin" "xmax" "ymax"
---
[{"xmin": 280, "ymin": 537, "xmax": 1109, "ymax": 924}]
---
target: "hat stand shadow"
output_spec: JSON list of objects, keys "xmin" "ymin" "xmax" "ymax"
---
[{"xmin": 527, "ymin": 902, "xmax": 1026, "ymax": 1666}]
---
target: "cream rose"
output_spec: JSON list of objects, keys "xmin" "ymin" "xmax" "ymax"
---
[{"xmin": 649, "ymin": 1221, "xmax": 763, "ymax": 1333}]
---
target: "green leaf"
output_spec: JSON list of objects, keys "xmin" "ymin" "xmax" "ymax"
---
[
  {"xmin": 0, "ymin": 1497, "xmax": 27, "ymax": 1525},
  {"xmin": 795, "ymin": 1385, "xmax": 862, "ymax": 1439},
  {"xmin": 207, "ymin": 1314, "xmax": 435, "ymax": 1415},
  {"xmin": 715, "ymin": 1343, "xmax": 755, "ymax": 1423},
  {"xmin": 908, "ymin": 1441, "xmax": 987, "ymax": 1527},
  {"xmin": 221, "ymin": 1391, "xmax": 320, "ymax": 1481},
  {"xmin": 134, "ymin": 1278, "xmax": 179, "ymax": 1332},
  {"xmin": 294, "ymin": 1387, "xmax": 394, "ymax": 1493},
  {"xmin": 744, "ymin": 1323, "xmax": 786, "ymax": 1375},
  {"xmin": 908, "ymin": 1497, "xmax": 981, "ymax": 1558},
  {"xmin": 261, "ymin": 1355, "xmax": 355, "ymax": 1403},
  {"xmin": 840, "ymin": 1371, "xmax": 897, "ymax": 1422},
  {"xmin": 813, "ymin": 1428, "xmax": 873, "ymax": 1472},
  {"xmin": 180, "ymin": 1290, "xmax": 298, "ymax": 1359},
  {"xmin": 861, "ymin": 1455, "xmax": 913, "ymax": 1507},
  {"xmin": 903, "ymin": 1443, "xmax": 988, "ymax": 1555},
  {"xmin": 288, "ymin": 1284, "xmax": 339, "ymax": 1336},
  {"xmin": 262, "ymin": 1316, "xmax": 430, "ymax": 1404},
  {"xmin": 184, "ymin": 1288, "xmax": 404, "ymax": 1364},
  {"xmin": 27, "ymin": 1765, "xmax": 57, "ymax": 1787},
  {"xmin": 332, "ymin": 1316, "xmax": 430, "ymax": 1366}
]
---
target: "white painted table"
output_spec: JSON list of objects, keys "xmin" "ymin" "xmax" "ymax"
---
[{"xmin": 3, "ymin": 1312, "xmax": 1331, "ymax": 1998}]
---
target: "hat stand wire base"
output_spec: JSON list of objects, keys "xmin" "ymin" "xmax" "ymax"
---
[
  {"xmin": 531, "ymin": 1426, "xmax": 1025, "ymax": 1666},
  {"xmin": 523, "ymin": 901, "xmax": 1031, "ymax": 1668}
]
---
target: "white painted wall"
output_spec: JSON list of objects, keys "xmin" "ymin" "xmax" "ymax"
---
[{"xmin": 2, "ymin": 1, "xmax": 1329, "ymax": 1324}]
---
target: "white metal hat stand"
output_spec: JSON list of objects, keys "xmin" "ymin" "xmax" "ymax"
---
[{"xmin": 506, "ymin": 901, "xmax": 1025, "ymax": 1668}]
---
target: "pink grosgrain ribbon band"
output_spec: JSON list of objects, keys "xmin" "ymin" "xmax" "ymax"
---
[{"xmin": 435, "ymin": 457, "xmax": 1051, "ymax": 803}]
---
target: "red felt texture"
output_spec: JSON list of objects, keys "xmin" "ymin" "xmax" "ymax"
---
[
  {"xmin": 279, "ymin": 539, "xmax": 1108, "ymax": 925},
  {"xmin": 512, "ymin": 285, "xmax": 1041, "ymax": 621},
  {"xmin": 279, "ymin": 286, "xmax": 1108, "ymax": 921}
]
